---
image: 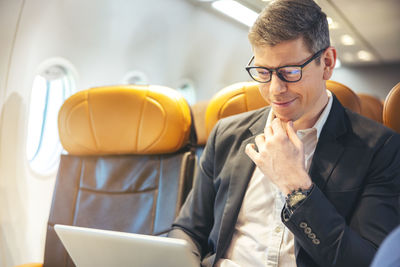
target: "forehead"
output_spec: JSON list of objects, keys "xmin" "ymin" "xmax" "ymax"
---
[{"xmin": 253, "ymin": 38, "xmax": 311, "ymax": 67}]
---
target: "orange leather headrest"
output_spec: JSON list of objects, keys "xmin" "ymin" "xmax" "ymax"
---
[
  {"xmin": 205, "ymin": 80, "xmax": 361, "ymax": 137},
  {"xmin": 58, "ymin": 85, "xmax": 192, "ymax": 155},
  {"xmin": 326, "ymin": 80, "xmax": 361, "ymax": 114},
  {"xmin": 205, "ymin": 82, "xmax": 267, "ymax": 135},
  {"xmin": 383, "ymin": 82, "xmax": 400, "ymax": 133}
]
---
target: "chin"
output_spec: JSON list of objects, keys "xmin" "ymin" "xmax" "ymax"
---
[
  {"xmin": 272, "ymin": 106, "xmax": 300, "ymax": 122},
  {"xmin": 274, "ymin": 114, "xmax": 294, "ymax": 122}
]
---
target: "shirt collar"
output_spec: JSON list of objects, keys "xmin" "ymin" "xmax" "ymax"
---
[{"xmin": 266, "ymin": 90, "xmax": 333, "ymax": 139}]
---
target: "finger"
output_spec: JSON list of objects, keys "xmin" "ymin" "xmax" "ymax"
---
[
  {"xmin": 245, "ymin": 143, "xmax": 259, "ymax": 162},
  {"xmin": 264, "ymin": 125, "xmax": 273, "ymax": 138},
  {"xmin": 254, "ymin": 133, "xmax": 265, "ymax": 149},
  {"xmin": 286, "ymin": 121, "xmax": 302, "ymax": 148},
  {"xmin": 271, "ymin": 118, "xmax": 286, "ymax": 136}
]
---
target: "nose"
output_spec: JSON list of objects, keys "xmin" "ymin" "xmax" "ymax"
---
[{"xmin": 269, "ymin": 72, "xmax": 287, "ymax": 95}]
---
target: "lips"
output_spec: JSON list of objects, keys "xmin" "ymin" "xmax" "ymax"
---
[{"xmin": 272, "ymin": 98, "xmax": 296, "ymax": 107}]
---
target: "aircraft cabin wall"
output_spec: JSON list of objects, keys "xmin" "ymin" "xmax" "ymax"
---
[
  {"xmin": 332, "ymin": 63, "xmax": 400, "ymax": 99},
  {"xmin": 0, "ymin": 0, "xmax": 399, "ymax": 266},
  {"xmin": 0, "ymin": 0, "xmax": 252, "ymax": 265}
]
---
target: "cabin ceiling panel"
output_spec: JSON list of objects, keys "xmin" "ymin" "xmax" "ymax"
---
[
  {"xmin": 330, "ymin": 0, "xmax": 400, "ymax": 64},
  {"xmin": 214, "ymin": 0, "xmax": 400, "ymax": 66}
]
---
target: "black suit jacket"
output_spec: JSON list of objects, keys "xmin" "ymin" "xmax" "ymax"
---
[{"xmin": 170, "ymin": 97, "xmax": 400, "ymax": 267}]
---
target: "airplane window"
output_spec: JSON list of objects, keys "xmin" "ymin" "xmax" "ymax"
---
[
  {"xmin": 122, "ymin": 70, "xmax": 148, "ymax": 85},
  {"xmin": 26, "ymin": 64, "xmax": 75, "ymax": 175}
]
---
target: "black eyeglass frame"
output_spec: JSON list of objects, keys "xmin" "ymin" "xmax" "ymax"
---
[{"xmin": 245, "ymin": 47, "xmax": 328, "ymax": 83}]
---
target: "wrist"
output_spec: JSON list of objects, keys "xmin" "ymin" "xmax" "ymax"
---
[
  {"xmin": 282, "ymin": 180, "xmax": 313, "ymax": 196},
  {"xmin": 285, "ymin": 183, "xmax": 314, "ymax": 211}
]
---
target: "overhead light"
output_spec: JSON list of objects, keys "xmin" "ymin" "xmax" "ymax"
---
[
  {"xmin": 341, "ymin": 34, "xmax": 355, "ymax": 46},
  {"xmin": 327, "ymin": 17, "xmax": 339, "ymax": 29},
  {"xmin": 357, "ymin": 50, "xmax": 373, "ymax": 61},
  {"xmin": 211, "ymin": 0, "xmax": 258, "ymax": 27}
]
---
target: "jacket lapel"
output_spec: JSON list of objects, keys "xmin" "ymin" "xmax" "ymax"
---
[
  {"xmin": 308, "ymin": 96, "xmax": 348, "ymax": 190},
  {"xmin": 215, "ymin": 107, "xmax": 269, "ymax": 260}
]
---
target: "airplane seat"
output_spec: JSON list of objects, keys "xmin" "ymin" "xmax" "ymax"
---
[
  {"xmin": 191, "ymin": 100, "xmax": 209, "ymax": 158},
  {"xmin": 325, "ymin": 80, "xmax": 361, "ymax": 114},
  {"xmin": 383, "ymin": 82, "xmax": 400, "ymax": 133},
  {"xmin": 205, "ymin": 81, "xmax": 266, "ymax": 136},
  {"xmin": 205, "ymin": 80, "xmax": 361, "ymax": 136},
  {"xmin": 17, "ymin": 85, "xmax": 196, "ymax": 267},
  {"xmin": 357, "ymin": 93, "xmax": 383, "ymax": 123}
]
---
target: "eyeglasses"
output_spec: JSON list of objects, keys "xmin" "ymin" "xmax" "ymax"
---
[{"xmin": 245, "ymin": 48, "xmax": 327, "ymax": 83}]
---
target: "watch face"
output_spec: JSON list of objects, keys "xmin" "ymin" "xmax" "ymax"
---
[{"xmin": 289, "ymin": 193, "xmax": 307, "ymax": 207}]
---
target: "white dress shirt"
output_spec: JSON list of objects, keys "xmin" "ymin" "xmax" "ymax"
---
[{"xmin": 217, "ymin": 91, "xmax": 333, "ymax": 267}]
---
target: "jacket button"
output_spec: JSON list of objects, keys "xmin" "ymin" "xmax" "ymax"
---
[
  {"xmin": 304, "ymin": 227, "xmax": 312, "ymax": 234},
  {"xmin": 308, "ymin": 233, "xmax": 316, "ymax": 239},
  {"xmin": 299, "ymin": 222, "xmax": 307, "ymax": 228},
  {"xmin": 312, "ymin": 239, "xmax": 320, "ymax": 245}
]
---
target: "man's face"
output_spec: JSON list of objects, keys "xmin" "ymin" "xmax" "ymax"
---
[{"xmin": 253, "ymin": 38, "xmax": 331, "ymax": 129}]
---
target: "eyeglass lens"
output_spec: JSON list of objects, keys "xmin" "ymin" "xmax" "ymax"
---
[{"xmin": 248, "ymin": 67, "xmax": 302, "ymax": 83}]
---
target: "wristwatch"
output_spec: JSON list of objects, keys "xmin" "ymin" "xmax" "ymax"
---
[{"xmin": 285, "ymin": 184, "xmax": 314, "ymax": 212}]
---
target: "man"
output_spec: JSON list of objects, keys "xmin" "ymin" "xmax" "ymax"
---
[{"xmin": 169, "ymin": 0, "xmax": 400, "ymax": 266}]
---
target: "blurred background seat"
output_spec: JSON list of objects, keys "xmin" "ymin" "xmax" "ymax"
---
[
  {"xmin": 357, "ymin": 93, "xmax": 383, "ymax": 123},
  {"xmin": 191, "ymin": 100, "xmax": 209, "ymax": 157},
  {"xmin": 370, "ymin": 225, "xmax": 400, "ymax": 267},
  {"xmin": 383, "ymin": 82, "xmax": 400, "ymax": 133},
  {"xmin": 17, "ymin": 85, "xmax": 196, "ymax": 267},
  {"xmin": 325, "ymin": 80, "xmax": 361, "ymax": 114}
]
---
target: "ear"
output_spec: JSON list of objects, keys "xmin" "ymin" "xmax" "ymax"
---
[{"xmin": 322, "ymin": 47, "xmax": 337, "ymax": 80}]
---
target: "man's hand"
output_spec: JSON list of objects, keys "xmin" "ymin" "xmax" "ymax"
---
[{"xmin": 245, "ymin": 118, "xmax": 312, "ymax": 195}]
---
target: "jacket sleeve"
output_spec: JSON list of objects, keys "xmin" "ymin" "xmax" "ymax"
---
[
  {"xmin": 168, "ymin": 120, "xmax": 220, "ymax": 261},
  {"xmin": 282, "ymin": 133, "xmax": 400, "ymax": 267}
]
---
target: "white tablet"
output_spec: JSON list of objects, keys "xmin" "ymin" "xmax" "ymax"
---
[{"xmin": 54, "ymin": 224, "xmax": 198, "ymax": 267}]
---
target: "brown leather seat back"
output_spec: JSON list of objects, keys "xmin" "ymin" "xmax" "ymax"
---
[
  {"xmin": 43, "ymin": 85, "xmax": 195, "ymax": 266},
  {"xmin": 358, "ymin": 93, "xmax": 383, "ymax": 123},
  {"xmin": 383, "ymin": 82, "xmax": 400, "ymax": 133}
]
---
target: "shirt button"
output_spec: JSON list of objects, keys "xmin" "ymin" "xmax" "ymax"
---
[
  {"xmin": 299, "ymin": 222, "xmax": 307, "ymax": 228},
  {"xmin": 274, "ymin": 226, "xmax": 282, "ymax": 233}
]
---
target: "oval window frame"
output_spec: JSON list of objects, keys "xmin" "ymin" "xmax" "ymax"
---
[
  {"xmin": 25, "ymin": 58, "xmax": 78, "ymax": 176},
  {"xmin": 122, "ymin": 70, "xmax": 148, "ymax": 85}
]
